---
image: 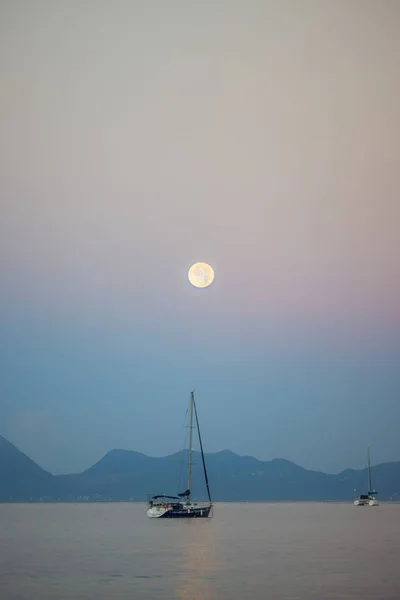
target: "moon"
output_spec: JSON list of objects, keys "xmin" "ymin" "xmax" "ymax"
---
[{"xmin": 188, "ymin": 262, "xmax": 215, "ymax": 288}]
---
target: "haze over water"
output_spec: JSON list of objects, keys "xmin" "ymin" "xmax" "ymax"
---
[{"xmin": 1, "ymin": 503, "xmax": 399, "ymax": 600}]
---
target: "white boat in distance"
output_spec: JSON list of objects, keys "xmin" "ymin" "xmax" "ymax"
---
[
  {"xmin": 353, "ymin": 448, "xmax": 379, "ymax": 506},
  {"xmin": 147, "ymin": 392, "xmax": 213, "ymax": 519}
]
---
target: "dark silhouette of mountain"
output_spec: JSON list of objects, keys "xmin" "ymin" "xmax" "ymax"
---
[{"xmin": 1, "ymin": 435, "xmax": 399, "ymax": 502}]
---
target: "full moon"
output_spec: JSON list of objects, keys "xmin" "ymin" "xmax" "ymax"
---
[{"xmin": 188, "ymin": 262, "xmax": 215, "ymax": 288}]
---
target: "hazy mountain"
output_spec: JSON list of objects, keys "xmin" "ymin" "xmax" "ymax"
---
[
  {"xmin": 0, "ymin": 435, "xmax": 55, "ymax": 500},
  {"xmin": 0, "ymin": 436, "xmax": 399, "ymax": 502}
]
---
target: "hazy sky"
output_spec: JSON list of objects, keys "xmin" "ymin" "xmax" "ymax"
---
[{"xmin": 1, "ymin": 0, "xmax": 399, "ymax": 475}]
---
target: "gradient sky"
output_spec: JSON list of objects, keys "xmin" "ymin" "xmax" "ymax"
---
[{"xmin": 1, "ymin": 0, "xmax": 399, "ymax": 475}]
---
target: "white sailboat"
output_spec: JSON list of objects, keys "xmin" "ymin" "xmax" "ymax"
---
[
  {"xmin": 353, "ymin": 448, "xmax": 379, "ymax": 506},
  {"xmin": 147, "ymin": 391, "xmax": 213, "ymax": 519}
]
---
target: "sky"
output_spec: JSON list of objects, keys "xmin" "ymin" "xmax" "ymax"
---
[{"xmin": 1, "ymin": 0, "xmax": 399, "ymax": 475}]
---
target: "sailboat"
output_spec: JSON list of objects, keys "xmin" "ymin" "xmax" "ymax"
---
[
  {"xmin": 353, "ymin": 448, "xmax": 379, "ymax": 506},
  {"xmin": 147, "ymin": 391, "xmax": 213, "ymax": 519}
]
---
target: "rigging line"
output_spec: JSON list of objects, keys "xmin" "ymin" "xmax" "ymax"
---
[{"xmin": 193, "ymin": 396, "xmax": 212, "ymax": 504}]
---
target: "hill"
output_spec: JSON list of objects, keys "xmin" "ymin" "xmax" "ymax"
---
[
  {"xmin": 0, "ymin": 435, "xmax": 56, "ymax": 500},
  {"xmin": 0, "ymin": 435, "xmax": 399, "ymax": 502}
]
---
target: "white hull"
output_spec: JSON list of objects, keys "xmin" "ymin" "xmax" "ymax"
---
[
  {"xmin": 353, "ymin": 497, "xmax": 379, "ymax": 506},
  {"xmin": 147, "ymin": 506, "xmax": 170, "ymax": 518}
]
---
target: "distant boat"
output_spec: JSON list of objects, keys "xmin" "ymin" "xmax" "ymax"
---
[
  {"xmin": 147, "ymin": 391, "xmax": 213, "ymax": 519},
  {"xmin": 353, "ymin": 448, "xmax": 379, "ymax": 506}
]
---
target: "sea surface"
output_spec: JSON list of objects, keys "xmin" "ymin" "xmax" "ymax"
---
[{"xmin": 0, "ymin": 502, "xmax": 399, "ymax": 600}]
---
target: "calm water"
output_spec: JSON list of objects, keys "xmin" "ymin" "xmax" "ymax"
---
[{"xmin": 0, "ymin": 503, "xmax": 399, "ymax": 600}]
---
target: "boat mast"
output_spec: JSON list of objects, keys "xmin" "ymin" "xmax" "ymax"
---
[
  {"xmin": 187, "ymin": 391, "xmax": 194, "ymax": 503},
  {"xmin": 367, "ymin": 447, "xmax": 372, "ymax": 493}
]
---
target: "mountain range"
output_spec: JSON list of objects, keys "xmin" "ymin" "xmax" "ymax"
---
[{"xmin": 1, "ymin": 435, "xmax": 399, "ymax": 502}]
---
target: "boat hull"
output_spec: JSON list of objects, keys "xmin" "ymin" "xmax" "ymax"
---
[
  {"xmin": 354, "ymin": 499, "xmax": 367, "ymax": 506},
  {"xmin": 147, "ymin": 504, "xmax": 212, "ymax": 519},
  {"xmin": 353, "ymin": 496, "xmax": 379, "ymax": 506}
]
